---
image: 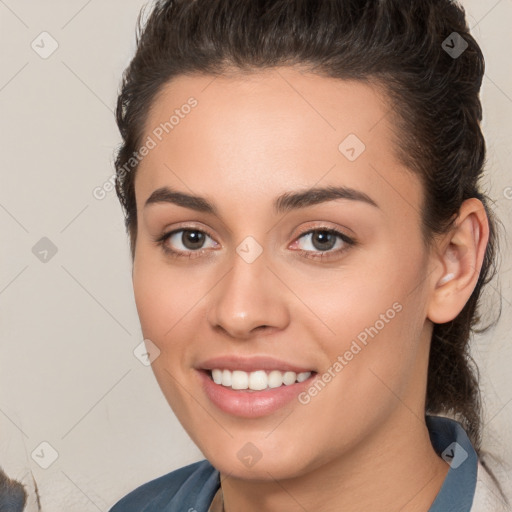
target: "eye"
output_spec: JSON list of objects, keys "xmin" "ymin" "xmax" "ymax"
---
[
  {"xmin": 155, "ymin": 225, "xmax": 355, "ymax": 261},
  {"xmin": 156, "ymin": 227, "xmax": 218, "ymax": 258},
  {"xmin": 289, "ymin": 228, "xmax": 355, "ymax": 260}
]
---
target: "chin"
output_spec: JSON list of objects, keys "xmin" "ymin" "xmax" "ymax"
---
[
  {"xmin": 211, "ymin": 454, "xmax": 310, "ymax": 481},
  {"xmin": 196, "ymin": 433, "xmax": 320, "ymax": 481}
]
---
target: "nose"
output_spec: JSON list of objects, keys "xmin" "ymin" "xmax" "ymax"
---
[{"xmin": 206, "ymin": 251, "xmax": 290, "ymax": 340}]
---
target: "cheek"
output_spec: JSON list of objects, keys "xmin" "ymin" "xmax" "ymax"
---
[
  {"xmin": 301, "ymin": 242, "xmax": 428, "ymax": 391},
  {"xmin": 132, "ymin": 241, "xmax": 205, "ymax": 337},
  {"xmin": 132, "ymin": 263, "xmax": 171, "ymax": 340},
  {"xmin": 301, "ymin": 244, "xmax": 424, "ymax": 343},
  {"xmin": 289, "ymin": 269, "xmax": 427, "ymax": 459},
  {"xmin": 132, "ymin": 253, "xmax": 202, "ymax": 417}
]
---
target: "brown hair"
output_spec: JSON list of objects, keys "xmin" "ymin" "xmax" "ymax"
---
[{"xmin": 114, "ymin": 0, "xmax": 500, "ymax": 452}]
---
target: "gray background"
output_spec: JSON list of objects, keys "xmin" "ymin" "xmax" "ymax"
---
[{"xmin": 1, "ymin": 0, "xmax": 511, "ymax": 510}]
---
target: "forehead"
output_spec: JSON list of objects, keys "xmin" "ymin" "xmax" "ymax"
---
[{"xmin": 135, "ymin": 67, "xmax": 422, "ymax": 221}]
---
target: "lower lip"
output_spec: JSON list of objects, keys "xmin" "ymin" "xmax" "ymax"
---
[{"xmin": 198, "ymin": 370, "xmax": 316, "ymax": 418}]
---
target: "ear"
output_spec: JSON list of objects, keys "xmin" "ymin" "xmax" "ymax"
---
[{"xmin": 427, "ymin": 198, "xmax": 490, "ymax": 324}]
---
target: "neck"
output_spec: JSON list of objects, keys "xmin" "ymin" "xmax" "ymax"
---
[{"xmin": 220, "ymin": 411, "xmax": 450, "ymax": 512}]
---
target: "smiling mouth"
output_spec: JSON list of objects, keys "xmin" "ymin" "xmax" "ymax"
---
[{"xmin": 205, "ymin": 368, "xmax": 317, "ymax": 391}]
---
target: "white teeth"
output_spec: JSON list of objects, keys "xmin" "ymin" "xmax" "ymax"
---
[
  {"xmin": 212, "ymin": 369, "xmax": 223, "ymax": 385},
  {"xmin": 231, "ymin": 370, "xmax": 249, "ymax": 390},
  {"xmin": 209, "ymin": 369, "xmax": 312, "ymax": 390},
  {"xmin": 248, "ymin": 370, "xmax": 268, "ymax": 391},
  {"xmin": 221, "ymin": 369, "xmax": 232, "ymax": 387},
  {"xmin": 268, "ymin": 370, "xmax": 284, "ymax": 388},
  {"xmin": 297, "ymin": 371, "xmax": 310, "ymax": 383},
  {"xmin": 282, "ymin": 371, "xmax": 297, "ymax": 385}
]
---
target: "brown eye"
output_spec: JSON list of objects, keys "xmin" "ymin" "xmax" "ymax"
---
[
  {"xmin": 157, "ymin": 228, "xmax": 218, "ymax": 257},
  {"xmin": 289, "ymin": 227, "xmax": 356, "ymax": 261},
  {"xmin": 180, "ymin": 230, "xmax": 206, "ymax": 250},
  {"xmin": 295, "ymin": 229, "xmax": 351, "ymax": 253},
  {"xmin": 309, "ymin": 230, "xmax": 338, "ymax": 251}
]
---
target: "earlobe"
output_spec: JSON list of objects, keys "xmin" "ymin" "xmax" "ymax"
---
[{"xmin": 427, "ymin": 198, "xmax": 489, "ymax": 324}]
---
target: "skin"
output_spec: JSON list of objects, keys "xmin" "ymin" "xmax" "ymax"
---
[{"xmin": 131, "ymin": 67, "xmax": 489, "ymax": 512}]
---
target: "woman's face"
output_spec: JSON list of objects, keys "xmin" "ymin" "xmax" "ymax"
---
[{"xmin": 132, "ymin": 67, "xmax": 436, "ymax": 479}]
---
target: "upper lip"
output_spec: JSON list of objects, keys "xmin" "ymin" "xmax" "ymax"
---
[{"xmin": 197, "ymin": 355, "xmax": 315, "ymax": 373}]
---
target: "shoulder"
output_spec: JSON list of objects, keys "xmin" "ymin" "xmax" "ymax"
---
[
  {"xmin": 472, "ymin": 458, "xmax": 511, "ymax": 511},
  {"xmin": 425, "ymin": 416, "xmax": 511, "ymax": 512},
  {"xmin": 108, "ymin": 459, "xmax": 220, "ymax": 512}
]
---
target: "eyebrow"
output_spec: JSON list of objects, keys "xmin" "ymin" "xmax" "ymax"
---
[{"xmin": 144, "ymin": 184, "xmax": 379, "ymax": 215}]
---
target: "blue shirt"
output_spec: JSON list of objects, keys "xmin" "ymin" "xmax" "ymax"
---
[{"xmin": 109, "ymin": 415, "xmax": 478, "ymax": 512}]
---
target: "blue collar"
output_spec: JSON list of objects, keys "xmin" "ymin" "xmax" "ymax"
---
[
  {"xmin": 426, "ymin": 415, "xmax": 478, "ymax": 511},
  {"xmin": 109, "ymin": 415, "xmax": 478, "ymax": 511},
  {"xmin": 169, "ymin": 416, "xmax": 478, "ymax": 511}
]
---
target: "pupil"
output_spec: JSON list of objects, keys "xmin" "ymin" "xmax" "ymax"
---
[
  {"xmin": 183, "ymin": 230, "xmax": 205, "ymax": 249},
  {"xmin": 180, "ymin": 230, "xmax": 336, "ymax": 251},
  {"xmin": 313, "ymin": 231, "xmax": 335, "ymax": 251}
]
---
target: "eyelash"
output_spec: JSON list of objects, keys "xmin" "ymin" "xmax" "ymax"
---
[{"xmin": 154, "ymin": 225, "xmax": 356, "ymax": 261}]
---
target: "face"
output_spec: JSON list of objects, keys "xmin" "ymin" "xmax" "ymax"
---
[{"xmin": 132, "ymin": 67, "xmax": 435, "ymax": 480}]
